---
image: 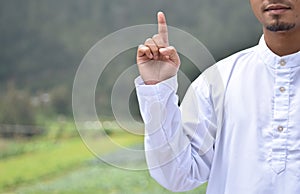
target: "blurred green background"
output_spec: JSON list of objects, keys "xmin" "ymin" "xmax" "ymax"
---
[{"xmin": 0, "ymin": 0, "xmax": 261, "ymax": 193}]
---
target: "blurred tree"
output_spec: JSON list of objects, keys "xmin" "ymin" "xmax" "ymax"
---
[
  {"xmin": 50, "ymin": 85, "xmax": 72, "ymax": 116},
  {"xmin": 0, "ymin": 82, "xmax": 36, "ymax": 125},
  {"xmin": 0, "ymin": 82, "xmax": 40, "ymax": 137}
]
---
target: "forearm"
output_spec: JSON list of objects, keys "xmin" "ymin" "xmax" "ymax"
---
[{"xmin": 135, "ymin": 76, "xmax": 213, "ymax": 191}]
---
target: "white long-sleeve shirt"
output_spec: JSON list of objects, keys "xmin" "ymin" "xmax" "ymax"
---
[{"xmin": 135, "ymin": 36, "xmax": 300, "ymax": 194}]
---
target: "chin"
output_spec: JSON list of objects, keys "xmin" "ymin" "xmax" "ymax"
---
[{"xmin": 266, "ymin": 22, "xmax": 295, "ymax": 32}]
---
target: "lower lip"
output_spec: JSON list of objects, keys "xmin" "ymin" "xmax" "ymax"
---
[{"xmin": 266, "ymin": 9, "xmax": 290, "ymax": 14}]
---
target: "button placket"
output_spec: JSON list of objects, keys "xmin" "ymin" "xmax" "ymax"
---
[{"xmin": 271, "ymin": 59, "xmax": 290, "ymax": 174}]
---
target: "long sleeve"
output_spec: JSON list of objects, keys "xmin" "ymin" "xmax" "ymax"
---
[
  {"xmin": 135, "ymin": 37, "xmax": 300, "ymax": 194},
  {"xmin": 135, "ymin": 75, "xmax": 217, "ymax": 192}
]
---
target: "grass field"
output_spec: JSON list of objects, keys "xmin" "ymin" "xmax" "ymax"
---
[
  {"xmin": 0, "ymin": 132, "xmax": 143, "ymax": 192},
  {"xmin": 1, "ymin": 126, "xmax": 207, "ymax": 194},
  {"xmin": 13, "ymin": 162, "xmax": 207, "ymax": 194}
]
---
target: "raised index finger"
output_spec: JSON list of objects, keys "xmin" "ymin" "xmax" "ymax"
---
[{"xmin": 157, "ymin": 11, "xmax": 169, "ymax": 45}]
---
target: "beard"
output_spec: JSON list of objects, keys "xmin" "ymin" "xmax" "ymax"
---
[
  {"xmin": 266, "ymin": 15, "xmax": 295, "ymax": 32},
  {"xmin": 266, "ymin": 22, "xmax": 296, "ymax": 32},
  {"xmin": 263, "ymin": 0, "xmax": 296, "ymax": 32}
]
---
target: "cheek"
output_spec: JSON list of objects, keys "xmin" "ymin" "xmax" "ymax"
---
[
  {"xmin": 250, "ymin": 1, "xmax": 263, "ymax": 22},
  {"xmin": 294, "ymin": 10, "xmax": 300, "ymax": 23},
  {"xmin": 253, "ymin": 9, "xmax": 264, "ymax": 24}
]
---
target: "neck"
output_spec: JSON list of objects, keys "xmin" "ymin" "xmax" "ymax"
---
[{"xmin": 263, "ymin": 28, "xmax": 300, "ymax": 56}]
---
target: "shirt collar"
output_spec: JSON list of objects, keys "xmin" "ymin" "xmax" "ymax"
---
[{"xmin": 258, "ymin": 35, "xmax": 300, "ymax": 69}]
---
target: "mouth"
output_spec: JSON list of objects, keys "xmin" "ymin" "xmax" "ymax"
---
[{"xmin": 264, "ymin": 4, "xmax": 291, "ymax": 14}]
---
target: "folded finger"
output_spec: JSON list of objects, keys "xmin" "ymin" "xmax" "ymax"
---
[
  {"xmin": 159, "ymin": 46, "xmax": 180, "ymax": 66},
  {"xmin": 138, "ymin": 44, "xmax": 153, "ymax": 59},
  {"xmin": 144, "ymin": 38, "xmax": 159, "ymax": 59}
]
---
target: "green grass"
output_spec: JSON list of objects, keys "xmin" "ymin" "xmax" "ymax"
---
[
  {"xmin": 0, "ymin": 123, "xmax": 207, "ymax": 194},
  {"xmin": 0, "ymin": 137, "xmax": 58, "ymax": 159},
  {"xmin": 14, "ymin": 162, "xmax": 207, "ymax": 194},
  {"xmin": 0, "ymin": 133, "xmax": 143, "ymax": 192}
]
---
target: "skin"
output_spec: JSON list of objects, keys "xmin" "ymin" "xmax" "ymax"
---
[
  {"xmin": 137, "ymin": 1, "xmax": 300, "ymax": 84},
  {"xmin": 249, "ymin": 0, "xmax": 300, "ymax": 56},
  {"xmin": 136, "ymin": 12, "xmax": 180, "ymax": 85}
]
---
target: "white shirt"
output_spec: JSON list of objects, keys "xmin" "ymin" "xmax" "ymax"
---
[{"xmin": 135, "ymin": 36, "xmax": 300, "ymax": 194}]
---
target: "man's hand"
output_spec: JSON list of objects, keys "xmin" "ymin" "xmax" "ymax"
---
[{"xmin": 137, "ymin": 12, "xmax": 180, "ymax": 85}]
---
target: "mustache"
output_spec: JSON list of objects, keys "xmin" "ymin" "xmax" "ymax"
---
[
  {"xmin": 264, "ymin": 0, "xmax": 292, "ymax": 5},
  {"xmin": 266, "ymin": 0, "xmax": 290, "ymax": 3}
]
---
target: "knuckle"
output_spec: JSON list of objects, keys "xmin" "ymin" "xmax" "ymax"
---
[
  {"xmin": 138, "ymin": 44, "xmax": 145, "ymax": 49},
  {"xmin": 161, "ymin": 28, "xmax": 167, "ymax": 33},
  {"xmin": 147, "ymin": 44, "xmax": 158, "ymax": 52},
  {"xmin": 152, "ymin": 35, "xmax": 163, "ymax": 45},
  {"xmin": 138, "ymin": 46, "xmax": 145, "ymax": 52},
  {"xmin": 144, "ymin": 38, "xmax": 153, "ymax": 44},
  {"xmin": 151, "ymin": 47, "xmax": 158, "ymax": 53},
  {"xmin": 152, "ymin": 34, "xmax": 159, "ymax": 39},
  {"xmin": 169, "ymin": 46, "xmax": 176, "ymax": 51},
  {"xmin": 169, "ymin": 46, "xmax": 177, "ymax": 53}
]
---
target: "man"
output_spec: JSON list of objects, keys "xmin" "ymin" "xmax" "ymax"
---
[{"xmin": 135, "ymin": 0, "xmax": 300, "ymax": 193}]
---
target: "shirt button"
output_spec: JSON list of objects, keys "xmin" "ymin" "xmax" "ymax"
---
[
  {"xmin": 279, "ymin": 59, "xmax": 286, "ymax": 66},
  {"xmin": 277, "ymin": 126, "xmax": 284, "ymax": 132},
  {"xmin": 279, "ymin": 87, "xmax": 286, "ymax": 93}
]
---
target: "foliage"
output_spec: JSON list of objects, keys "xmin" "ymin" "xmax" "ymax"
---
[
  {"xmin": 0, "ymin": 0, "xmax": 262, "ymax": 118},
  {"xmin": 0, "ymin": 83, "xmax": 35, "ymax": 125},
  {"xmin": 0, "ymin": 83, "xmax": 39, "ymax": 137},
  {"xmin": 49, "ymin": 85, "xmax": 72, "ymax": 116}
]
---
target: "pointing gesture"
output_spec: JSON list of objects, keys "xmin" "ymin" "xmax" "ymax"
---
[
  {"xmin": 137, "ymin": 12, "xmax": 180, "ymax": 85},
  {"xmin": 157, "ymin": 11, "xmax": 169, "ymax": 46}
]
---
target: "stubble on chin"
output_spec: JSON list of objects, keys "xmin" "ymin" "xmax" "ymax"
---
[
  {"xmin": 266, "ymin": 22, "xmax": 296, "ymax": 31},
  {"xmin": 265, "ymin": 15, "xmax": 296, "ymax": 32}
]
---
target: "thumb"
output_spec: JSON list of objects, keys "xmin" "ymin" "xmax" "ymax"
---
[{"xmin": 159, "ymin": 46, "xmax": 180, "ymax": 67}]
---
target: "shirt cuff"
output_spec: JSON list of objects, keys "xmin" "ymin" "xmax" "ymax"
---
[{"xmin": 134, "ymin": 75, "xmax": 178, "ymax": 96}]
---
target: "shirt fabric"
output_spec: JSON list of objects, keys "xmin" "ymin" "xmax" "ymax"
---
[{"xmin": 135, "ymin": 35, "xmax": 300, "ymax": 194}]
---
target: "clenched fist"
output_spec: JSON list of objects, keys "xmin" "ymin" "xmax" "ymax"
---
[{"xmin": 137, "ymin": 12, "xmax": 180, "ymax": 85}]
